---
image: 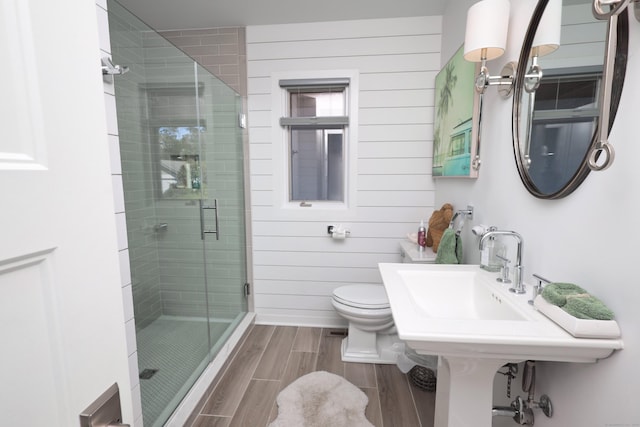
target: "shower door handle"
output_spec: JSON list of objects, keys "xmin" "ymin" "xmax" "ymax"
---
[{"xmin": 199, "ymin": 199, "xmax": 220, "ymax": 240}]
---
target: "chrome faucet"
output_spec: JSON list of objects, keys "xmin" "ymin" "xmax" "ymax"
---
[{"xmin": 479, "ymin": 230, "xmax": 525, "ymax": 294}]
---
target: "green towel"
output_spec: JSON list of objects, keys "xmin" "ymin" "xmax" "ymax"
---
[
  {"xmin": 435, "ymin": 228, "xmax": 463, "ymax": 264},
  {"xmin": 563, "ymin": 295, "xmax": 615, "ymax": 320},
  {"xmin": 542, "ymin": 282, "xmax": 615, "ymax": 321},
  {"xmin": 541, "ymin": 282, "xmax": 587, "ymax": 306}
]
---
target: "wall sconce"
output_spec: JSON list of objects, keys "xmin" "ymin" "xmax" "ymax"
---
[
  {"xmin": 463, "ymin": 0, "xmax": 561, "ymax": 97},
  {"xmin": 463, "ymin": 0, "xmax": 511, "ymax": 95},
  {"xmin": 462, "ymin": 0, "xmax": 561, "ymax": 171}
]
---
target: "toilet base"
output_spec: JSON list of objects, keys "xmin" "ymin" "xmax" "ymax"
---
[{"xmin": 340, "ymin": 329, "xmax": 402, "ymax": 364}]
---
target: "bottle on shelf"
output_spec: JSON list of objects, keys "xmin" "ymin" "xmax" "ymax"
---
[{"xmin": 417, "ymin": 220, "xmax": 427, "ymax": 252}]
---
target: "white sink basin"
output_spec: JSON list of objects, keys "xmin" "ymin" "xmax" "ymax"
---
[
  {"xmin": 379, "ymin": 263, "xmax": 624, "ymax": 427},
  {"xmin": 379, "ymin": 263, "xmax": 623, "ymax": 362},
  {"xmin": 398, "ymin": 268, "xmax": 526, "ymax": 321}
]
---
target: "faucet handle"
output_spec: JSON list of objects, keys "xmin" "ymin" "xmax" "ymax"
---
[
  {"xmin": 509, "ymin": 265, "xmax": 526, "ymax": 294},
  {"xmin": 528, "ymin": 274, "xmax": 552, "ymax": 305},
  {"xmin": 496, "ymin": 254, "xmax": 512, "ymax": 284}
]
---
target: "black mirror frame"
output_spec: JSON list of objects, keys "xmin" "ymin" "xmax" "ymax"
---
[{"xmin": 512, "ymin": 0, "xmax": 629, "ymax": 199}]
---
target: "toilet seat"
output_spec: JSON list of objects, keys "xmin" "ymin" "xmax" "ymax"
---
[
  {"xmin": 332, "ymin": 285, "xmax": 390, "ymax": 309},
  {"xmin": 331, "ymin": 299, "xmax": 393, "ymax": 320}
]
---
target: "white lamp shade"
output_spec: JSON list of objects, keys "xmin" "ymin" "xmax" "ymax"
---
[
  {"xmin": 532, "ymin": 0, "xmax": 562, "ymax": 56},
  {"xmin": 505, "ymin": 0, "xmax": 538, "ymax": 62},
  {"xmin": 464, "ymin": 0, "xmax": 511, "ymax": 62}
]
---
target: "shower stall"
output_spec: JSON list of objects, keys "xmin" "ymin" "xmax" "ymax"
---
[{"xmin": 107, "ymin": 2, "xmax": 250, "ymax": 425}]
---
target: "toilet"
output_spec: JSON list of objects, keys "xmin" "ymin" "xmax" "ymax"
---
[
  {"xmin": 331, "ymin": 284, "xmax": 399, "ymax": 363},
  {"xmin": 331, "ymin": 240, "xmax": 435, "ymax": 364}
]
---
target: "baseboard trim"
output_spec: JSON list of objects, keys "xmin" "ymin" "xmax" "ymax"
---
[{"xmin": 255, "ymin": 312, "xmax": 347, "ymax": 328}]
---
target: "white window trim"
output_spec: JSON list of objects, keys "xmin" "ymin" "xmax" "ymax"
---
[{"xmin": 271, "ymin": 69, "xmax": 359, "ymax": 221}]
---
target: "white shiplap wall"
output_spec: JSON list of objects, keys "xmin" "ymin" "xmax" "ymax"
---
[
  {"xmin": 247, "ymin": 16, "xmax": 442, "ymax": 326},
  {"xmin": 544, "ymin": 4, "xmax": 607, "ymax": 69}
]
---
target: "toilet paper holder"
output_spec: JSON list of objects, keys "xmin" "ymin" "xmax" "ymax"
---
[{"xmin": 327, "ymin": 225, "xmax": 350, "ymax": 239}]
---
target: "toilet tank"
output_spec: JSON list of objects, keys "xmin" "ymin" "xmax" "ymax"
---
[{"xmin": 399, "ymin": 240, "xmax": 436, "ymax": 264}]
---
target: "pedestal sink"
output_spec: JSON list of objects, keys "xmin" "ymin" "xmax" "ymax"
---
[{"xmin": 378, "ymin": 263, "xmax": 623, "ymax": 427}]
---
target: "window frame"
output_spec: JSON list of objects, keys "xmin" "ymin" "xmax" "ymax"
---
[
  {"xmin": 532, "ymin": 66, "xmax": 602, "ymax": 123},
  {"xmin": 283, "ymin": 82, "xmax": 348, "ymax": 203},
  {"xmin": 270, "ymin": 70, "xmax": 359, "ymax": 220}
]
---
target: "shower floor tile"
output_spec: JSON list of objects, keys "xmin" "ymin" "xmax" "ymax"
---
[{"xmin": 136, "ymin": 316, "xmax": 231, "ymax": 427}]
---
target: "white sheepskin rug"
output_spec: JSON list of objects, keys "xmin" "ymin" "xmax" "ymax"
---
[{"xmin": 269, "ymin": 371, "xmax": 374, "ymax": 427}]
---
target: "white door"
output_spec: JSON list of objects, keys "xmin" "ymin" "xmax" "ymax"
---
[{"xmin": 0, "ymin": 0, "xmax": 133, "ymax": 425}]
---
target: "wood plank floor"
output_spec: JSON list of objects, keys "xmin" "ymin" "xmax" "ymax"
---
[{"xmin": 188, "ymin": 325, "xmax": 435, "ymax": 427}]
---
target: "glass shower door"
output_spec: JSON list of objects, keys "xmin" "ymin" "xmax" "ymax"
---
[
  {"xmin": 196, "ymin": 64, "xmax": 248, "ymax": 350},
  {"xmin": 108, "ymin": 1, "xmax": 248, "ymax": 426},
  {"xmin": 124, "ymin": 30, "xmax": 214, "ymax": 427}
]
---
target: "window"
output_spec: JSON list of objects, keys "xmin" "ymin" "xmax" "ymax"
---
[
  {"xmin": 533, "ymin": 71, "xmax": 601, "ymax": 118},
  {"xmin": 280, "ymin": 79, "xmax": 349, "ymax": 203},
  {"xmin": 156, "ymin": 126, "xmax": 203, "ymax": 198},
  {"xmin": 145, "ymin": 83, "xmax": 207, "ymax": 200},
  {"xmin": 527, "ymin": 67, "xmax": 602, "ymax": 193}
]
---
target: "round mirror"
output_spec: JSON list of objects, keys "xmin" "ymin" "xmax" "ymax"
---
[{"xmin": 512, "ymin": 0, "xmax": 629, "ymax": 199}]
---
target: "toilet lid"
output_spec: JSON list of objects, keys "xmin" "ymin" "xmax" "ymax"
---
[{"xmin": 333, "ymin": 285, "xmax": 390, "ymax": 309}]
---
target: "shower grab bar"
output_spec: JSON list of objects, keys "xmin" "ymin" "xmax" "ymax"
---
[{"xmin": 199, "ymin": 199, "xmax": 220, "ymax": 240}]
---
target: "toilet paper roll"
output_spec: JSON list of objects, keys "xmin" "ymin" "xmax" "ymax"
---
[
  {"xmin": 331, "ymin": 230, "xmax": 347, "ymax": 240},
  {"xmin": 472, "ymin": 225, "xmax": 486, "ymax": 236}
]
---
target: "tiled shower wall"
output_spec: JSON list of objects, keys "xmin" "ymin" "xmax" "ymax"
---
[
  {"xmin": 109, "ymin": 2, "xmax": 248, "ymax": 324},
  {"xmin": 158, "ymin": 26, "xmax": 253, "ymax": 315},
  {"xmin": 160, "ymin": 28, "xmax": 248, "ymax": 98},
  {"xmin": 109, "ymin": 3, "xmax": 164, "ymax": 330},
  {"xmin": 142, "ymin": 33, "xmax": 248, "ymax": 321}
]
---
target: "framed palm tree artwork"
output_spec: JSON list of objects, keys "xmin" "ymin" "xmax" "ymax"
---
[{"xmin": 433, "ymin": 44, "xmax": 480, "ymax": 178}]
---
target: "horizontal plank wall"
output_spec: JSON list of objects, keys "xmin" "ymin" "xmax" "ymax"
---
[
  {"xmin": 247, "ymin": 17, "xmax": 441, "ymax": 326},
  {"xmin": 545, "ymin": 3, "xmax": 607, "ymax": 69}
]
